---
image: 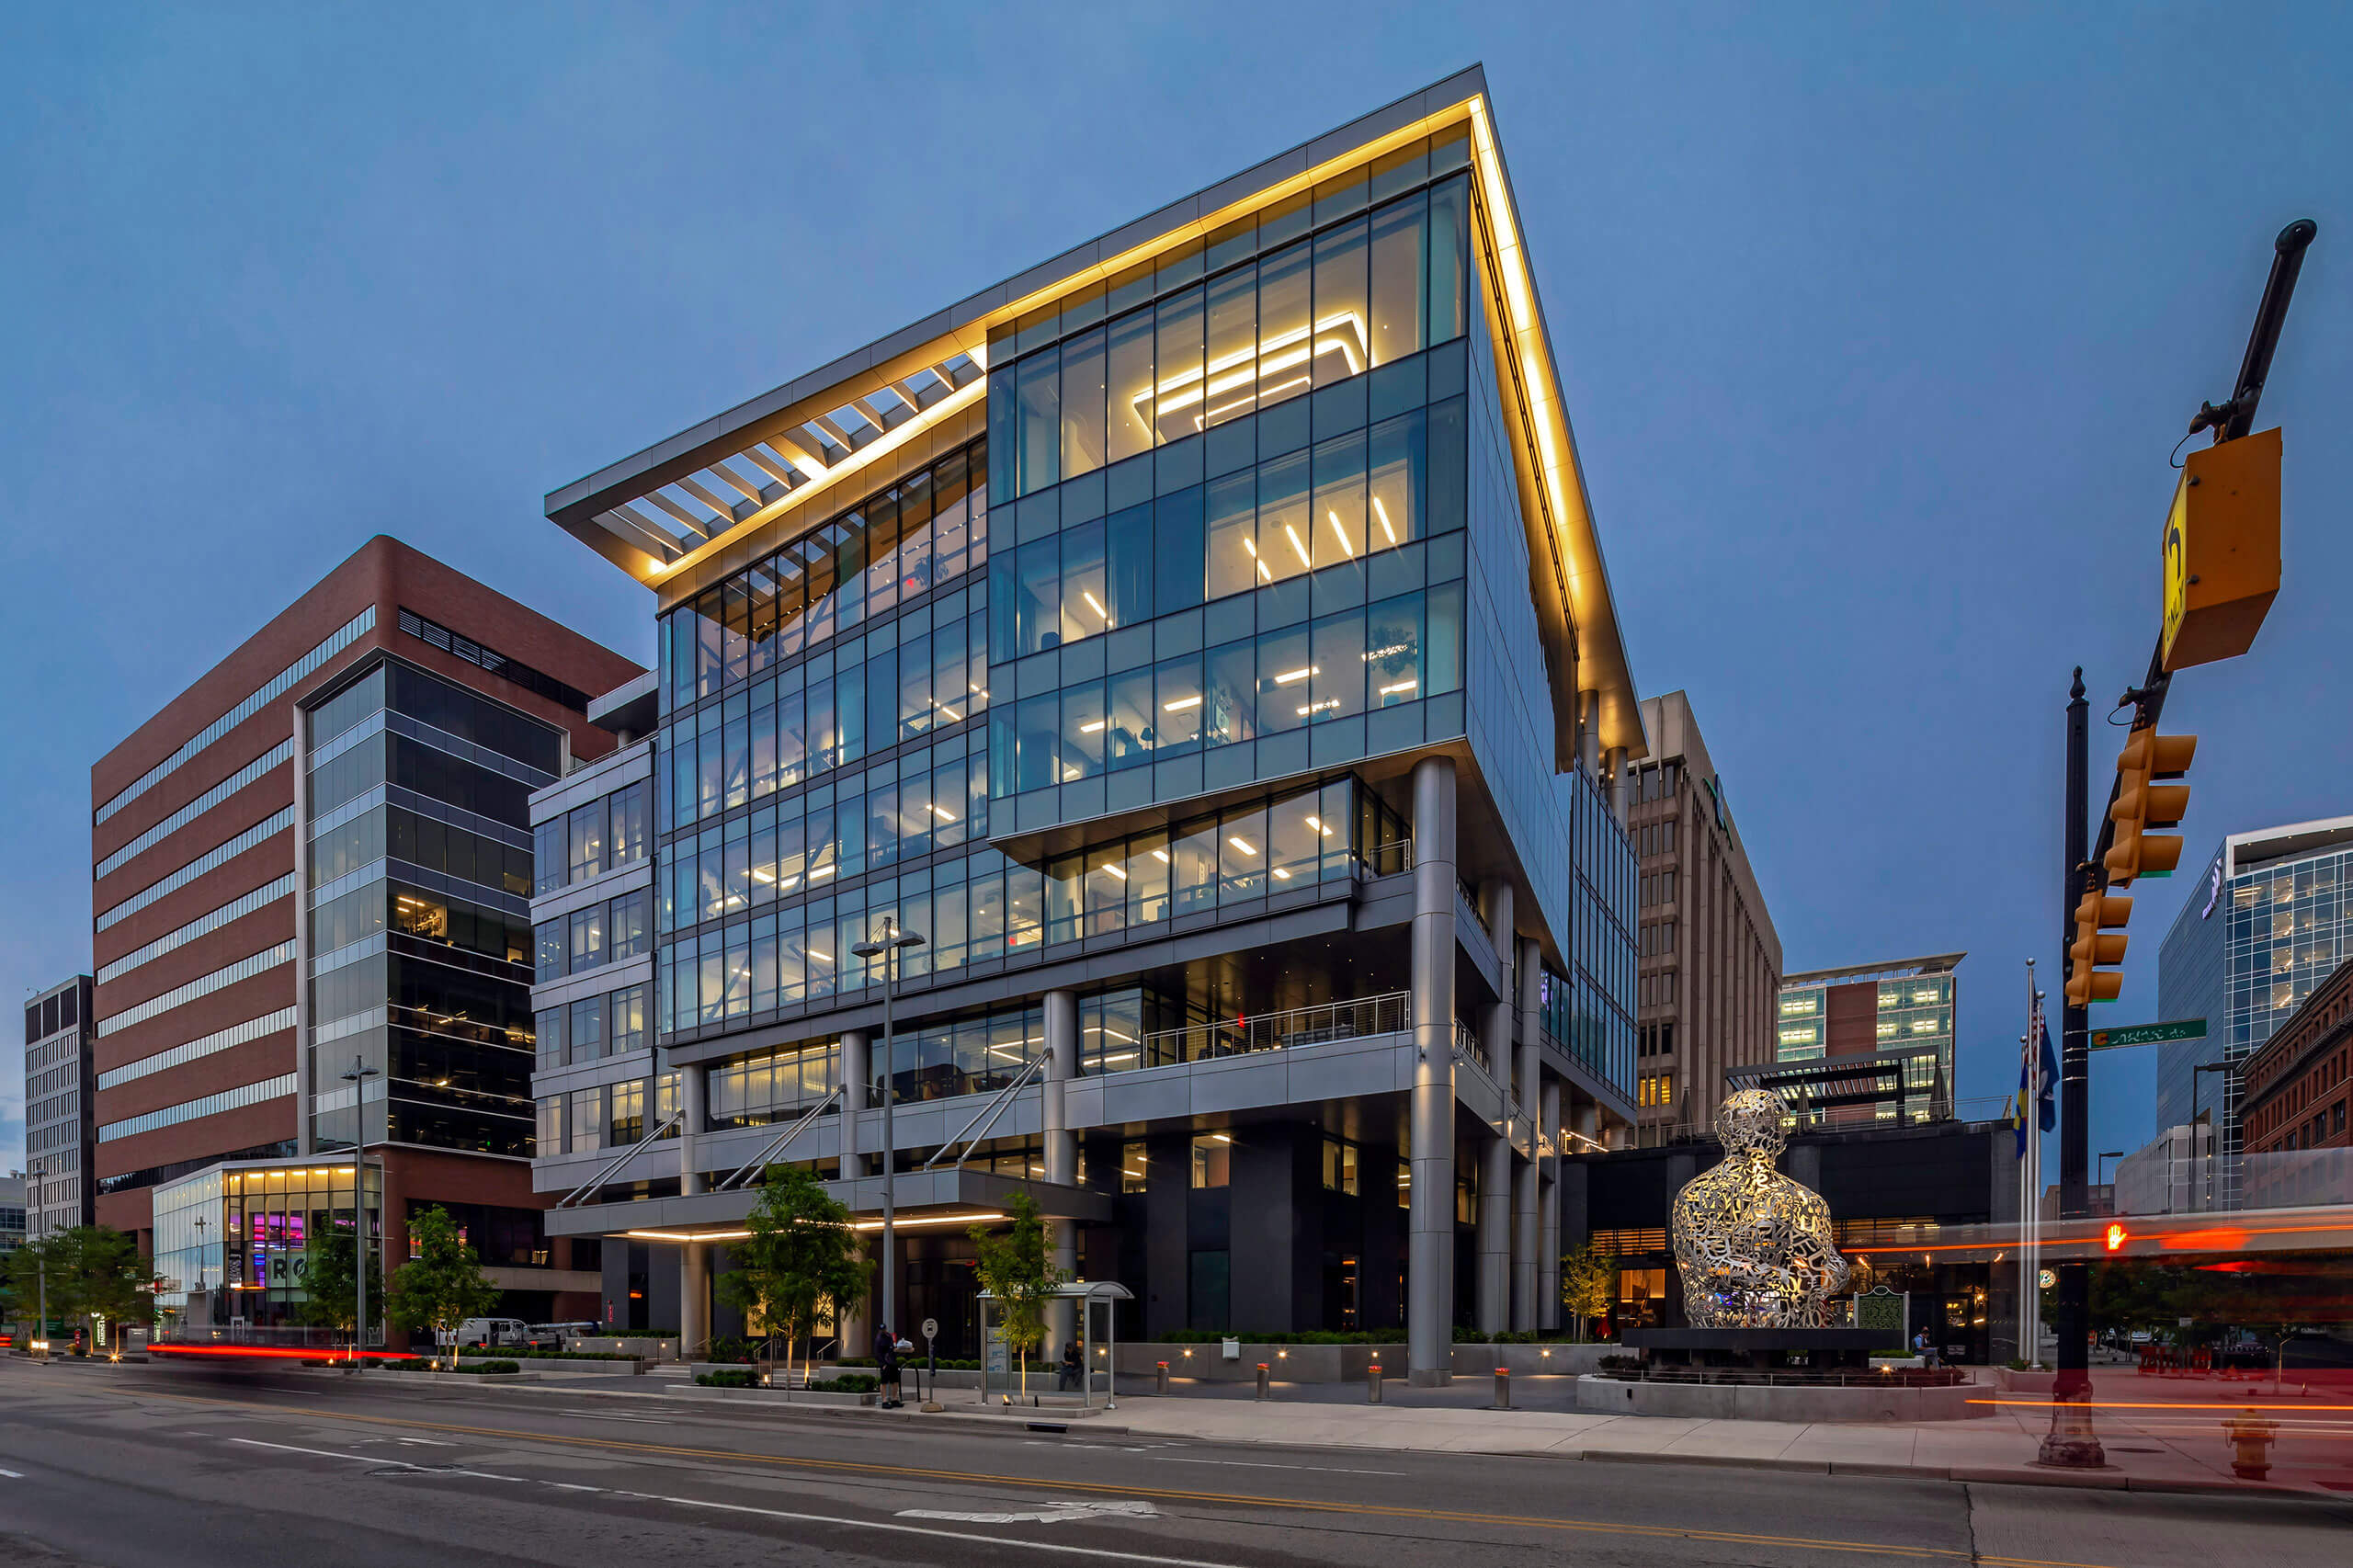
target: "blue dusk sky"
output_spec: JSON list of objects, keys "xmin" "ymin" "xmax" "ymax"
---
[{"xmin": 2, "ymin": 5, "xmax": 2346, "ymax": 1177}]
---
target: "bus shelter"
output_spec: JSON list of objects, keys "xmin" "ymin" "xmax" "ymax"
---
[{"xmin": 977, "ymin": 1281, "xmax": 1133, "ymax": 1410}]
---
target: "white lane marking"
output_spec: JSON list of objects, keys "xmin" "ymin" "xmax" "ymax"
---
[
  {"xmin": 0, "ymin": 1468, "xmax": 23, "ymax": 1478},
  {"xmin": 1158, "ymin": 1457, "xmax": 1407, "ymax": 1476},
  {"xmin": 656, "ymin": 1494, "xmax": 1233, "ymax": 1567},
  {"xmin": 901, "ymin": 1500, "xmax": 1161, "ymax": 1525},
  {"xmin": 396, "ymin": 1437, "xmax": 454, "ymax": 1446},
  {"xmin": 551, "ymin": 1483, "xmax": 608, "ymax": 1493},
  {"xmin": 226, "ymin": 1438, "xmax": 520, "ymax": 1483}
]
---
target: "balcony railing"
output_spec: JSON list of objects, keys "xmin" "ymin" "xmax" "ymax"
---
[{"xmin": 1138, "ymin": 991, "xmax": 1411, "ymax": 1068}]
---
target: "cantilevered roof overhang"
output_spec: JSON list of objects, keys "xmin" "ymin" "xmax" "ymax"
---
[{"xmin": 543, "ymin": 64, "xmax": 1645, "ymax": 758}]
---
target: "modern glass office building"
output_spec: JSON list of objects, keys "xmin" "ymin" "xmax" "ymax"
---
[
  {"xmin": 2157, "ymin": 817, "xmax": 2353, "ymax": 1192},
  {"xmin": 532, "ymin": 71, "xmax": 1643, "ymax": 1382}
]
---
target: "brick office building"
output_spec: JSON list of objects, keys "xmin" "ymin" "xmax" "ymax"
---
[
  {"xmin": 1624, "ymin": 690, "xmax": 1782, "ymax": 1139},
  {"xmin": 89, "ymin": 536, "xmax": 640, "ymax": 1331},
  {"xmin": 2243, "ymin": 954, "xmax": 2352, "ymax": 1155}
]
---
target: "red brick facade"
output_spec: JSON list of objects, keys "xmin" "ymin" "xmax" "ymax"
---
[{"xmin": 2244, "ymin": 957, "xmax": 2353, "ymax": 1153}]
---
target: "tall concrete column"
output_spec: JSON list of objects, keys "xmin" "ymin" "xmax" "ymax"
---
[
  {"xmin": 680, "ymin": 1242, "xmax": 710, "ymax": 1358},
  {"xmin": 1477, "ymin": 1131, "xmax": 1511, "ymax": 1335},
  {"xmin": 1574, "ymin": 1101, "xmax": 1599, "ymax": 1151},
  {"xmin": 1577, "ymin": 690, "xmax": 1601, "ymax": 777},
  {"xmin": 1408, "ymin": 756, "xmax": 1458, "ymax": 1386},
  {"xmin": 839, "ymin": 1028, "xmax": 870, "ymax": 1176},
  {"xmin": 1479, "ymin": 881, "xmax": 1514, "ymax": 1087},
  {"xmin": 1539, "ymin": 1078, "xmax": 1563, "ymax": 1332},
  {"xmin": 1043, "ymin": 989, "xmax": 1080, "ymax": 1348},
  {"xmin": 678, "ymin": 1060, "xmax": 707, "ymax": 1196},
  {"xmin": 1605, "ymin": 745, "xmax": 1630, "ymax": 829},
  {"xmin": 1512, "ymin": 936, "xmax": 1543, "ymax": 1332}
]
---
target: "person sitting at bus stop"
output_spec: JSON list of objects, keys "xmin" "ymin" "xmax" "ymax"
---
[
  {"xmin": 1913, "ymin": 1327, "xmax": 1937, "ymax": 1368},
  {"xmin": 1059, "ymin": 1338, "xmax": 1081, "ymax": 1392}
]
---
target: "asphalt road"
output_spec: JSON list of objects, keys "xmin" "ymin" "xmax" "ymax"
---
[{"xmin": 1, "ymin": 1359, "xmax": 2345, "ymax": 1568}]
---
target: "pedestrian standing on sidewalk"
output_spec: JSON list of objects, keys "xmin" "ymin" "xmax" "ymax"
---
[{"xmin": 876, "ymin": 1323, "xmax": 904, "ymax": 1407}]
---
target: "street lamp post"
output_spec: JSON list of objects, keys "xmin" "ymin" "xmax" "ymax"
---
[
  {"xmin": 191, "ymin": 1214, "xmax": 211, "ymax": 1321},
  {"xmin": 852, "ymin": 915, "xmax": 924, "ymax": 1398},
  {"xmin": 341, "ymin": 1054, "xmax": 381, "ymax": 1366},
  {"xmin": 28, "ymin": 1162, "xmax": 46, "ymax": 1346}
]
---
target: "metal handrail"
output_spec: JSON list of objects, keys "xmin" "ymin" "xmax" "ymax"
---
[
  {"xmin": 556, "ymin": 1111, "xmax": 681, "ymax": 1208},
  {"xmin": 1136, "ymin": 990, "xmax": 1410, "ymax": 1068},
  {"xmin": 923, "ymin": 1053, "xmax": 1047, "ymax": 1172},
  {"xmin": 716, "ymin": 1085, "xmax": 845, "ymax": 1190}
]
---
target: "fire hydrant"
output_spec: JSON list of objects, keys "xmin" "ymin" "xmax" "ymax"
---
[{"xmin": 2222, "ymin": 1409, "xmax": 2279, "ymax": 1480}]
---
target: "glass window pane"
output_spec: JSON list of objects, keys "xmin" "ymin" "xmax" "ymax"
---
[
  {"xmin": 1267, "ymin": 789, "xmax": 1320, "ymax": 887},
  {"xmin": 1204, "ymin": 639, "xmax": 1256, "ymax": 750},
  {"xmin": 1311, "ymin": 610, "xmax": 1364, "ymax": 723},
  {"xmin": 1061, "ymin": 682, "xmax": 1106, "ymax": 780},
  {"xmin": 1172, "ymin": 817, "xmax": 1218, "ymax": 917},
  {"xmin": 1060, "ymin": 325, "xmax": 1106, "ymax": 480},
  {"xmin": 1256, "ymin": 623, "xmax": 1313, "ymax": 734},
  {"xmin": 1313, "ymin": 430, "xmax": 1367, "ymax": 569},
  {"xmin": 1368, "ymin": 190, "xmax": 1427, "ymax": 365},
  {"xmin": 1366, "ymin": 590, "xmax": 1423, "ymax": 707},
  {"xmin": 1015, "ymin": 536, "xmax": 1060, "ymax": 654},
  {"xmin": 1206, "ymin": 471, "xmax": 1258, "ymax": 600},
  {"xmin": 1257, "ymin": 449, "xmax": 1312, "ymax": 584},
  {"xmin": 1152, "ymin": 285, "xmax": 1204, "ymax": 446},
  {"xmin": 1203, "ymin": 262, "xmax": 1257, "ymax": 428},
  {"xmin": 1106, "ymin": 306, "xmax": 1155, "ymax": 463},
  {"xmin": 1220, "ymin": 805, "xmax": 1267, "ymax": 902},
  {"xmin": 1086, "ymin": 844, "xmax": 1127, "ymax": 937},
  {"xmin": 1428, "ymin": 176, "xmax": 1469, "ymax": 346},
  {"xmin": 1045, "ymin": 853, "xmax": 1083, "ymax": 945},
  {"xmin": 1105, "ymin": 501, "xmax": 1154, "ymax": 626},
  {"xmin": 1367, "ymin": 408, "xmax": 1423, "ymax": 551},
  {"xmin": 1016, "ymin": 694, "xmax": 1059, "ymax": 792},
  {"xmin": 1154, "ymin": 653, "xmax": 1203, "ymax": 756},
  {"xmin": 1128, "ymin": 829, "xmax": 1171, "ymax": 925},
  {"xmin": 1427, "ymin": 581, "xmax": 1463, "ymax": 696},
  {"xmin": 1006, "ymin": 864, "xmax": 1043, "ymax": 951},
  {"xmin": 1107, "ymin": 666, "xmax": 1154, "ymax": 772},
  {"xmin": 1061, "ymin": 518, "xmax": 1109, "ymax": 641},
  {"xmin": 1256, "ymin": 239, "xmax": 1313, "ymax": 407},
  {"xmin": 1153, "ymin": 485, "xmax": 1203, "ymax": 615},
  {"xmin": 1312, "ymin": 217, "xmax": 1370, "ymax": 387},
  {"xmin": 1016, "ymin": 347, "xmax": 1061, "ymax": 495}
]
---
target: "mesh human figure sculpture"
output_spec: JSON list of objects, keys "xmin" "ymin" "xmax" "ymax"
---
[{"xmin": 1669, "ymin": 1088, "xmax": 1850, "ymax": 1327}]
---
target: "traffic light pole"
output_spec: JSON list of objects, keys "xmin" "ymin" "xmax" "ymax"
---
[{"xmin": 2039, "ymin": 671, "xmax": 2105, "ymax": 1467}]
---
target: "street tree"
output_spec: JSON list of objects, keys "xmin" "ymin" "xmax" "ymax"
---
[
  {"xmin": 971, "ymin": 1192, "xmax": 1065, "ymax": 1399},
  {"xmin": 9, "ymin": 1228, "xmax": 153, "ymax": 1350},
  {"xmin": 1559, "ymin": 1243, "xmax": 1614, "ymax": 1341},
  {"xmin": 715, "ymin": 1163, "xmax": 866, "ymax": 1384},
  {"xmin": 296, "ymin": 1224, "xmax": 386, "ymax": 1360},
  {"xmin": 386, "ymin": 1206, "xmax": 500, "ymax": 1367}
]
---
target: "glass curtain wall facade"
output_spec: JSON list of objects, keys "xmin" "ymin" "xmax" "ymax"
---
[
  {"xmin": 153, "ymin": 1158, "xmax": 381, "ymax": 1327},
  {"xmin": 2159, "ymin": 831, "xmax": 2353, "ymax": 1182},
  {"xmin": 305, "ymin": 659, "xmax": 558, "ymax": 1156}
]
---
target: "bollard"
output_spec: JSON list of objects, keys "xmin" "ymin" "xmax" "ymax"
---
[
  {"xmin": 1495, "ymin": 1367, "xmax": 1512, "ymax": 1410},
  {"xmin": 1155, "ymin": 1360, "xmax": 1170, "ymax": 1396},
  {"xmin": 1367, "ymin": 1360, "xmax": 1384, "ymax": 1403},
  {"xmin": 1256, "ymin": 1362, "xmax": 1271, "ymax": 1401}
]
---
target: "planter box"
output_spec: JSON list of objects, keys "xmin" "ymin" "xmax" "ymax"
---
[
  {"xmin": 1997, "ymin": 1368, "xmax": 2059, "ymax": 1395},
  {"xmin": 566, "ymin": 1337, "xmax": 678, "ymax": 1359},
  {"xmin": 1115, "ymin": 1341, "xmax": 1620, "ymax": 1383},
  {"xmin": 1575, "ymin": 1373, "xmax": 1982, "ymax": 1423},
  {"xmin": 690, "ymin": 1382, "xmax": 875, "ymax": 1406}
]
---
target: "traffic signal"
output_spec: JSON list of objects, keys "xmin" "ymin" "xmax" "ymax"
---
[
  {"xmin": 2065, "ymin": 891, "xmax": 2132, "ymax": 1006},
  {"xmin": 2104, "ymin": 729, "xmax": 2196, "ymax": 885}
]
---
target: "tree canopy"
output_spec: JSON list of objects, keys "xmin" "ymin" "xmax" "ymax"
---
[
  {"xmin": 715, "ymin": 1163, "xmax": 866, "ymax": 1377},
  {"xmin": 386, "ymin": 1206, "xmax": 500, "ymax": 1358},
  {"xmin": 971, "ymin": 1192, "xmax": 1065, "ymax": 1395}
]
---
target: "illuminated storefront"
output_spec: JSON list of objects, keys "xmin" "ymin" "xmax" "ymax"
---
[{"xmin": 153, "ymin": 1155, "xmax": 381, "ymax": 1330}]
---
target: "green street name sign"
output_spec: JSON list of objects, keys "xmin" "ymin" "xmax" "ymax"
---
[{"xmin": 2088, "ymin": 1018, "xmax": 2209, "ymax": 1051}]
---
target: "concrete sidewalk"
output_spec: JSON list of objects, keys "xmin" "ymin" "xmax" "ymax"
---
[{"xmin": 1088, "ymin": 1372, "xmax": 2353, "ymax": 1498}]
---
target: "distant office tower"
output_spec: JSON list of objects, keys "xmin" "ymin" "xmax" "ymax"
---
[
  {"xmin": 2158, "ymin": 817, "xmax": 2353, "ymax": 1187},
  {"xmin": 1624, "ymin": 691, "xmax": 1782, "ymax": 1141},
  {"xmin": 1770, "ymin": 955, "xmax": 1962, "ymax": 1128},
  {"xmin": 89, "ymin": 536, "xmax": 638, "ymax": 1334},
  {"xmin": 23, "ymin": 975, "xmax": 97, "ymax": 1238},
  {"xmin": 529, "ymin": 71, "xmax": 1647, "ymax": 1376}
]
